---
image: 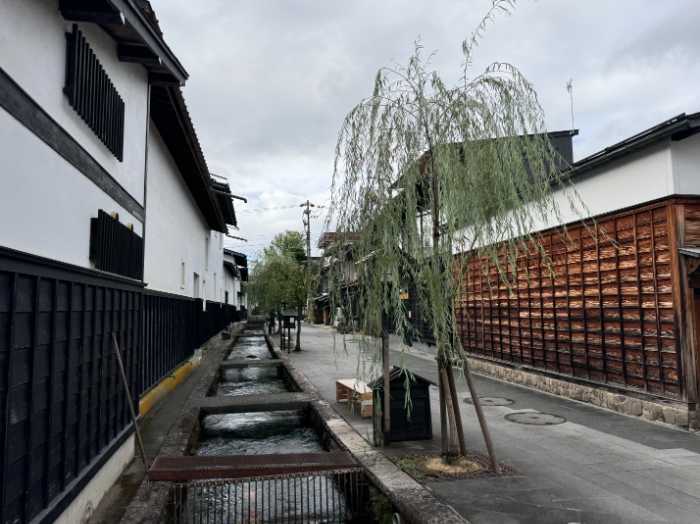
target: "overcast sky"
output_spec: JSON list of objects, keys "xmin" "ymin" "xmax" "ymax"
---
[{"xmin": 151, "ymin": 0, "xmax": 700, "ymax": 260}]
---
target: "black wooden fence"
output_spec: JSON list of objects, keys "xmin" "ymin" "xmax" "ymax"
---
[
  {"xmin": 140, "ymin": 293, "xmax": 243, "ymax": 396},
  {"xmin": 0, "ymin": 247, "xmax": 241, "ymax": 523}
]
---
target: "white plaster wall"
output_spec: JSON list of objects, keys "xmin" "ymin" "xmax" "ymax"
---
[
  {"xmin": 54, "ymin": 435, "xmax": 134, "ymax": 524},
  {"xmin": 671, "ymin": 132, "xmax": 700, "ymax": 196},
  {"xmin": 0, "ymin": 108, "xmax": 142, "ymax": 267},
  {"xmin": 144, "ymin": 123, "xmax": 223, "ymax": 301},
  {"xmin": 0, "ymin": 0, "xmax": 149, "ymax": 204},
  {"xmin": 531, "ymin": 142, "xmax": 674, "ymax": 231},
  {"xmin": 222, "ymin": 268, "xmax": 239, "ymax": 307},
  {"xmin": 456, "ymin": 142, "xmax": 676, "ymax": 249},
  {"xmin": 209, "ymin": 230, "xmax": 225, "ymax": 302}
]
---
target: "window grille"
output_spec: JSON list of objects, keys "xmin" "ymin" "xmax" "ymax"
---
[
  {"xmin": 64, "ymin": 24, "xmax": 125, "ymax": 160},
  {"xmin": 89, "ymin": 210, "xmax": 144, "ymax": 280}
]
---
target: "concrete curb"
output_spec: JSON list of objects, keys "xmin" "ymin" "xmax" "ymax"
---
[{"xmin": 138, "ymin": 356, "xmax": 201, "ymax": 418}]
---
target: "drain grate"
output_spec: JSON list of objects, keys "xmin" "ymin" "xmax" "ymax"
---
[
  {"xmin": 464, "ymin": 396, "xmax": 514, "ymax": 407},
  {"xmin": 505, "ymin": 411, "xmax": 566, "ymax": 425}
]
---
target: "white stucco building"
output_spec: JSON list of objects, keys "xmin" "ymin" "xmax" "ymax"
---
[
  {"xmin": 223, "ymin": 248, "xmax": 248, "ymax": 309},
  {"xmin": 0, "ymin": 1, "xmax": 240, "ymax": 522}
]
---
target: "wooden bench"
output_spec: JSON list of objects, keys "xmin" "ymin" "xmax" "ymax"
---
[{"xmin": 335, "ymin": 379, "xmax": 373, "ymax": 418}]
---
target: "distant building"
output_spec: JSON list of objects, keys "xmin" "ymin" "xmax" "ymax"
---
[
  {"xmin": 223, "ymin": 248, "xmax": 248, "ymax": 310},
  {"xmin": 313, "ymin": 232, "xmax": 360, "ymax": 326}
]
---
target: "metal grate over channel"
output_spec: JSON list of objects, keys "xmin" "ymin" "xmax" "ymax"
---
[{"xmin": 162, "ymin": 468, "xmax": 368, "ymax": 523}]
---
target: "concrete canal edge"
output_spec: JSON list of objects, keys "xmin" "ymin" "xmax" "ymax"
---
[{"xmin": 273, "ymin": 337, "xmax": 469, "ymax": 524}]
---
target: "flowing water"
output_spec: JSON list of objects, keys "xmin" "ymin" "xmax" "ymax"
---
[
  {"xmin": 227, "ymin": 335, "xmax": 272, "ymax": 361},
  {"xmin": 197, "ymin": 410, "xmax": 324, "ymax": 456},
  {"xmin": 180, "ymin": 331, "xmax": 362, "ymax": 522},
  {"xmin": 215, "ymin": 367, "xmax": 292, "ymax": 396}
]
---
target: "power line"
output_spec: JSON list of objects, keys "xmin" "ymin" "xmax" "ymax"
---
[
  {"xmin": 239, "ymin": 201, "xmax": 329, "ymax": 214},
  {"xmin": 240, "ymin": 204, "xmax": 301, "ymax": 213}
]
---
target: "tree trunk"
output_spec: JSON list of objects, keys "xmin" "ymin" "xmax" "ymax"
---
[
  {"xmin": 429, "ymin": 155, "xmax": 468, "ymax": 459},
  {"xmin": 464, "ymin": 358, "xmax": 499, "ymax": 472},
  {"xmin": 445, "ymin": 363, "xmax": 466, "ymax": 456},
  {"xmin": 440, "ymin": 367, "xmax": 459, "ymax": 459}
]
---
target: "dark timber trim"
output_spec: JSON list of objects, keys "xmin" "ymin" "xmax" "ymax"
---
[
  {"xmin": 58, "ymin": 0, "xmax": 188, "ymax": 85},
  {"xmin": 0, "ymin": 66, "xmax": 144, "ymax": 222},
  {"xmin": 0, "ymin": 245, "xmax": 145, "ymax": 291}
]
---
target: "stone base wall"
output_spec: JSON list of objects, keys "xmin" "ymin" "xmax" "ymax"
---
[{"xmin": 468, "ymin": 357, "xmax": 692, "ymax": 428}]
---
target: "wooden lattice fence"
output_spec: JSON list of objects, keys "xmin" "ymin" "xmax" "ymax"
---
[{"xmin": 456, "ymin": 199, "xmax": 700, "ymax": 401}]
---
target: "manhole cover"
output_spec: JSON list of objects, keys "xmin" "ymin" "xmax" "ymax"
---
[
  {"xmin": 505, "ymin": 411, "xmax": 566, "ymax": 425},
  {"xmin": 245, "ymin": 355, "xmax": 259, "ymax": 360},
  {"xmin": 464, "ymin": 396, "xmax": 514, "ymax": 407}
]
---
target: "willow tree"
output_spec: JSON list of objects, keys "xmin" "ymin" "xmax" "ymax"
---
[{"xmin": 328, "ymin": 1, "xmax": 583, "ymax": 465}]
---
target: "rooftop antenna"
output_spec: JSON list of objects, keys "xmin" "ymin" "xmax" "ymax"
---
[{"xmin": 566, "ymin": 78, "xmax": 575, "ymax": 130}]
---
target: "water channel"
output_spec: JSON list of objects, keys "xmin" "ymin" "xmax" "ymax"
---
[{"xmin": 175, "ymin": 329, "xmax": 370, "ymax": 522}]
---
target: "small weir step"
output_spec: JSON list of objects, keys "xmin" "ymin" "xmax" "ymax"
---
[
  {"xmin": 148, "ymin": 451, "xmax": 357, "ymax": 481},
  {"xmin": 220, "ymin": 358, "xmax": 283, "ymax": 369},
  {"xmin": 197, "ymin": 392, "xmax": 314, "ymax": 414}
]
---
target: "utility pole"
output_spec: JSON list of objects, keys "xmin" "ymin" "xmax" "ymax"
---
[
  {"xmin": 298, "ymin": 200, "xmax": 317, "ymax": 349},
  {"xmin": 300, "ymin": 200, "xmax": 316, "ymax": 261}
]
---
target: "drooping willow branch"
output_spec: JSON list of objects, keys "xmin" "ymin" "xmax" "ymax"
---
[{"xmin": 330, "ymin": 40, "xmax": 587, "ymax": 363}]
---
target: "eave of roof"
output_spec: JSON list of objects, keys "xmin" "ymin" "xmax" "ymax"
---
[
  {"xmin": 223, "ymin": 260, "xmax": 239, "ymax": 277},
  {"xmin": 211, "ymin": 178, "xmax": 238, "ymax": 227},
  {"xmin": 568, "ymin": 112, "xmax": 700, "ymax": 178},
  {"xmin": 224, "ymin": 249, "xmax": 247, "ymax": 260},
  {"xmin": 59, "ymin": 0, "xmax": 188, "ymax": 85},
  {"xmin": 680, "ymin": 247, "xmax": 700, "ymax": 259},
  {"xmin": 150, "ymin": 85, "xmax": 227, "ymax": 232},
  {"xmin": 318, "ymin": 232, "xmax": 361, "ymax": 249},
  {"xmin": 111, "ymin": 0, "xmax": 188, "ymax": 83}
]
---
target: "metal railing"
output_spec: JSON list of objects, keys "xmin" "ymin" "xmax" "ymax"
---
[{"xmin": 162, "ymin": 468, "xmax": 368, "ymax": 523}]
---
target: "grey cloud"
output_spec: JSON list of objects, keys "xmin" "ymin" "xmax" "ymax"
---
[{"xmin": 151, "ymin": 0, "xmax": 699, "ymax": 258}]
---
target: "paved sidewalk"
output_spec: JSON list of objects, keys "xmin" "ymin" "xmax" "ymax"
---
[{"xmin": 280, "ymin": 323, "xmax": 700, "ymax": 524}]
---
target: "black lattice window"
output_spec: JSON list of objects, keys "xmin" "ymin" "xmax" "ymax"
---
[
  {"xmin": 64, "ymin": 24, "xmax": 125, "ymax": 160},
  {"xmin": 89, "ymin": 210, "xmax": 144, "ymax": 280}
]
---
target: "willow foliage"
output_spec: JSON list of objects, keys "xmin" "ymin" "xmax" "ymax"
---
[{"xmin": 327, "ymin": 0, "xmax": 584, "ymax": 371}]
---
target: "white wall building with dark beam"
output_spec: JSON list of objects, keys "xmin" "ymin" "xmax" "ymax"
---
[
  {"xmin": 0, "ymin": 1, "xmax": 239, "ymax": 523},
  {"xmin": 223, "ymin": 249, "xmax": 248, "ymax": 309},
  {"xmin": 0, "ymin": 0, "xmax": 152, "ymax": 269},
  {"xmin": 142, "ymin": 121, "xmax": 229, "ymax": 301}
]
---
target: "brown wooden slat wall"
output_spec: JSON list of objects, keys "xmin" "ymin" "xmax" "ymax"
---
[
  {"xmin": 684, "ymin": 205, "xmax": 700, "ymax": 247},
  {"xmin": 456, "ymin": 201, "xmax": 683, "ymax": 400}
]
